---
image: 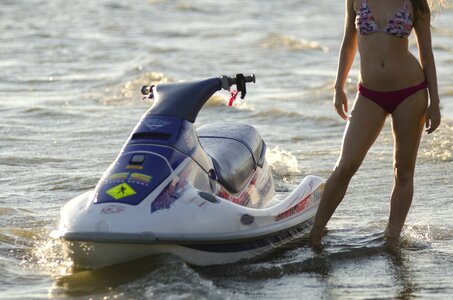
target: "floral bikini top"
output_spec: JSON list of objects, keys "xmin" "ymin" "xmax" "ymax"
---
[{"xmin": 355, "ymin": 0, "xmax": 413, "ymax": 38}]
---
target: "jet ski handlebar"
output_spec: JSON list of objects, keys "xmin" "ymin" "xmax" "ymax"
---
[
  {"xmin": 220, "ymin": 74, "xmax": 255, "ymax": 89},
  {"xmin": 139, "ymin": 73, "xmax": 255, "ymax": 122},
  {"xmin": 141, "ymin": 74, "xmax": 255, "ymax": 100}
]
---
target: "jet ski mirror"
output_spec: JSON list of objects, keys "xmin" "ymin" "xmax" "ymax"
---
[{"xmin": 141, "ymin": 84, "xmax": 155, "ymax": 100}]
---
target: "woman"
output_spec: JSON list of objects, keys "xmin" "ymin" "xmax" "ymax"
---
[{"xmin": 310, "ymin": 0, "xmax": 442, "ymax": 247}]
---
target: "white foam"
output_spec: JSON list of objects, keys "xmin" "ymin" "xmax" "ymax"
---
[
  {"xmin": 400, "ymin": 223, "xmax": 433, "ymax": 249},
  {"xmin": 266, "ymin": 146, "xmax": 300, "ymax": 178}
]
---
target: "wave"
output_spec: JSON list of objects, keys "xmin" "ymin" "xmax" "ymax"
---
[
  {"xmin": 259, "ymin": 33, "xmax": 329, "ymax": 53},
  {"xmin": 176, "ymin": 2, "xmax": 206, "ymax": 12},
  {"xmin": 0, "ymin": 207, "xmax": 17, "ymax": 217},
  {"xmin": 251, "ymin": 108, "xmax": 302, "ymax": 120},
  {"xmin": 100, "ymin": 72, "xmax": 169, "ymax": 105},
  {"xmin": 7, "ymin": 106, "xmax": 83, "ymax": 120},
  {"xmin": 121, "ymin": 72, "xmax": 169, "ymax": 102},
  {"xmin": 249, "ymin": 108, "xmax": 340, "ymax": 129},
  {"xmin": 0, "ymin": 155, "xmax": 67, "ymax": 167},
  {"xmin": 203, "ymin": 94, "xmax": 229, "ymax": 108},
  {"xmin": 147, "ymin": 0, "xmax": 170, "ymax": 4},
  {"xmin": 433, "ymin": 43, "xmax": 453, "ymax": 52}
]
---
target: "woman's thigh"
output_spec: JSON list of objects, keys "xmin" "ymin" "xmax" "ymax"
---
[
  {"xmin": 337, "ymin": 94, "xmax": 388, "ymax": 170},
  {"xmin": 391, "ymin": 89, "xmax": 428, "ymax": 173}
]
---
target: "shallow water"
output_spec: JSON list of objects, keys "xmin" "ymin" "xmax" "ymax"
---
[{"xmin": 1, "ymin": 0, "xmax": 453, "ymax": 299}]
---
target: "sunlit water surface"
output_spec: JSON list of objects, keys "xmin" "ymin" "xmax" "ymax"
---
[{"xmin": 1, "ymin": 0, "xmax": 453, "ymax": 299}]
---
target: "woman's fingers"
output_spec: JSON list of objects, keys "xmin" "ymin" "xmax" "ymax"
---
[
  {"xmin": 334, "ymin": 91, "xmax": 349, "ymax": 120},
  {"xmin": 425, "ymin": 106, "xmax": 441, "ymax": 134}
]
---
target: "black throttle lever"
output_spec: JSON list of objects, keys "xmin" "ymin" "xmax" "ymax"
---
[{"xmin": 235, "ymin": 73, "xmax": 247, "ymax": 99}]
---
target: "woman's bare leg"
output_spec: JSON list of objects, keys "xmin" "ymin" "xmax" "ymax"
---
[
  {"xmin": 386, "ymin": 90, "xmax": 428, "ymax": 240},
  {"xmin": 310, "ymin": 95, "xmax": 388, "ymax": 247}
]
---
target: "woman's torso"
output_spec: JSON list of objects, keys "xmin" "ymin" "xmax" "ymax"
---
[{"xmin": 353, "ymin": 0, "xmax": 426, "ymax": 90}]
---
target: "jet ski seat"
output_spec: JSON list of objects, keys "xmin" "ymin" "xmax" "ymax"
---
[{"xmin": 197, "ymin": 123, "xmax": 264, "ymax": 194}]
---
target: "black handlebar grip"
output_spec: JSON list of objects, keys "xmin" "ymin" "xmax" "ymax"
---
[{"xmin": 244, "ymin": 74, "xmax": 256, "ymax": 83}]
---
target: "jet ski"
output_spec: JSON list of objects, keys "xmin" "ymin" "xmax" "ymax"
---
[{"xmin": 56, "ymin": 74, "xmax": 325, "ymax": 267}]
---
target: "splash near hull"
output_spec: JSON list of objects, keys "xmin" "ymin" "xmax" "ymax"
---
[{"xmin": 64, "ymin": 218, "xmax": 315, "ymax": 268}]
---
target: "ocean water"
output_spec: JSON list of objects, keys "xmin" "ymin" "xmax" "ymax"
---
[{"xmin": 1, "ymin": 0, "xmax": 452, "ymax": 299}]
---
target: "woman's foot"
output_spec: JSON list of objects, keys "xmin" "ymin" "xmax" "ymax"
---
[{"xmin": 309, "ymin": 227, "xmax": 324, "ymax": 251}]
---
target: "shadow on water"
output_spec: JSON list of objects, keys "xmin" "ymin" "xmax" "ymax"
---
[
  {"xmin": 46, "ymin": 224, "xmax": 438, "ymax": 299},
  {"xmin": 50, "ymin": 254, "xmax": 182, "ymax": 298},
  {"xmin": 194, "ymin": 239, "xmax": 331, "ymax": 282},
  {"xmin": 194, "ymin": 228, "xmax": 426, "ymax": 299},
  {"xmin": 387, "ymin": 247, "xmax": 419, "ymax": 300},
  {"xmin": 323, "ymin": 228, "xmax": 429, "ymax": 299},
  {"xmin": 50, "ymin": 253, "xmax": 227, "ymax": 299}
]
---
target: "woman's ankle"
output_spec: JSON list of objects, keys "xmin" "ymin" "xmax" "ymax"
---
[
  {"xmin": 384, "ymin": 222, "xmax": 402, "ymax": 239},
  {"xmin": 309, "ymin": 226, "xmax": 324, "ymax": 247}
]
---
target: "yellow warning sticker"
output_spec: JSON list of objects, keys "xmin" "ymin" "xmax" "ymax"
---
[
  {"xmin": 126, "ymin": 165, "xmax": 143, "ymax": 170},
  {"xmin": 106, "ymin": 183, "xmax": 137, "ymax": 200}
]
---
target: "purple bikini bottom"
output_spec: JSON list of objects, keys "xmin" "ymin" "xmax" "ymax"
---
[{"xmin": 358, "ymin": 81, "xmax": 428, "ymax": 113}]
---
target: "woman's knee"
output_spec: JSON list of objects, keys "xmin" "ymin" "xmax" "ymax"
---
[
  {"xmin": 333, "ymin": 161, "xmax": 360, "ymax": 181},
  {"xmin": 393, "ymin": 163, "xmax": 415, "ymax": 183}
]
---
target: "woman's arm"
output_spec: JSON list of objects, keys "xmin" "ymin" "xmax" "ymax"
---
[
  {"xmin": 333, "ymin": 0, "xmax": 358, "ymax": 120},
  {"xmin": 414, "ymin": 2, "xmax": 441, "ymax": 134}
]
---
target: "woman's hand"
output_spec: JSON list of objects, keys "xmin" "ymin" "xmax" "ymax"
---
[
  {"xmin": 425, "ymin": 102, "xmax": 441, "ymax": 134},
  {"xmin": 333, "ymin": 88, "xmax": 349, "ymax": 120}
]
